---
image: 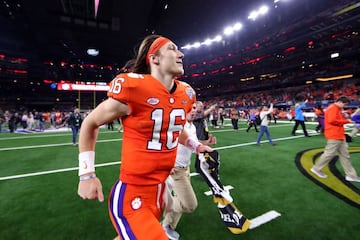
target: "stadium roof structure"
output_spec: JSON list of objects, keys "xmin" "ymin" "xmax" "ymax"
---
[{"xmin": 0, "ymin": 0, "xmax": 359, "ymax": 109}]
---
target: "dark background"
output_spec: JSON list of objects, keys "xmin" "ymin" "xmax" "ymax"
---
[{"xmin": 0, "ymin": 0, "xmax": 359, "ymax": 110}]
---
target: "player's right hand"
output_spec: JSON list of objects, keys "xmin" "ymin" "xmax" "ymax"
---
[{"xmin": 78, "ymin": 177, "xmax": 104, "ymax": 202}]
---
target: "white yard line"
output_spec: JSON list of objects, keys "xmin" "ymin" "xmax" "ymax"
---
[
  {"xmin": 202, "ymin": 184, "xmax": 281, "ymax": 229},
  {"xmin": 0, "ymin": 133, "xmax": 317, "ymax": 151},
  {"xmin": 0, "ymin": 129, "xmax": 118, "ymax": 141},
  {"xmin": 204, "ymin": 185, "xmax": 234, "ymax": 196},
  {"xmin": 0, "ymin": 161, "xmax": 121, "ymax": 181},
  {"xmin": 249, "ymin": 210, "xmax": 281, "ymax": 229},
  {"xmin": 0, "ymin": 124, "xmax": 320, "ymax": 180},
  {"xmin": 0, "ymin": 138, "xmax": 122, "ymax": 151}
]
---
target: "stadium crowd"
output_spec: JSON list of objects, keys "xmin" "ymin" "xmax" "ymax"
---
[{"xmin": 0, "ymin": 78, "xmax": 358, "ymax": 133}]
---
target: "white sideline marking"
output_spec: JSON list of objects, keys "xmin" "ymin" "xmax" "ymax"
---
[
  {"xmin": 190, "ymin": 172, "xmax": 199, "ymax": 177},
  {"xmin": 0, "ymin": 123, "xmax": 321, "ymax": 179},
  {"xmin": 0, "ymin": 138, "xmax": 122, "ymax": 151},
  {"xmin": 204, "ymin": 185, "xmax": 234, "ymax": 196},
  {"xmin": 0, "ymin": 161, "xmax": 121, "ymax": 181},
  {"xmin": 249, "ymin": 210, "xmax": 281, "ymax": 229}
]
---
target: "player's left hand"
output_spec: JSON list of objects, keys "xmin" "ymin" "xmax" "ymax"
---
[{"xmin": 78, "ymin": 177, "xmax": 104, "ymax": 202}]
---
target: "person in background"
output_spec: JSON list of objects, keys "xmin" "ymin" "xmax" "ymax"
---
[
  {"xmin": 291, "ymin": 99, "xmax": 311, "ymax": 137},
  {"xmin": 21, "ymin": 111, "xmax": 28, "ymax": 129},
  {"xmin": 193, "ymin": 101, "xmax": 216, "ymax": 141},
  {"xmin": 67, "ymin": 108, "xmax": 83, "ymax": 145},
  {"xmin": 311, "ymin": 96, "xmax": 360, "ymax": 182},
  {"xmin": 0, "ymin": 108, "xmax": 4, "ymax": 133},
  {"xmin": 246, "ymin": 109, "xmax": 259, "ymax": 132},
  {"xmin": 313, "ymin": 105, "xmax": 325, "ymax": 134},
  {"xmin": 38, "ymin": 112, "xmax": 45, "ymax": 132},
  {"xmin": 107, "ymin": 120, "xmax": 114, "ymax": 131},
  {"xmin": 230, "ymin": 107, "xmax": 239, "ymax": 130},
  {"xmin": 218, "ymin": 107, "xmax": 225, "ymax": 128},
  {"xmin": 27, "ymin": 112, "xmax": 35, "ymax": 130},
  {"xmin": 289, "ymin": 106, "xmax": 295, "ymax": 121},
  {"xmin": 117, "ymin": 118, "xmax": 123, "ymax": 132},
  {"xmin": 8, "ymin": 112, "xmax": 18, "ymax": 133},
  {"xmin": 77, "ymin": 35, "xmax": 213, "ymax": 240},
  {"xmin": 209, "ymin": 107, "xmax": 219, "ymax": 128},
  {"xmin": 256, "ymin": 103, "xmax": 276, "ymax": 146},
  {"xmin": 271, "ymin": 107, "xmax": 278, "ymax": 124},
  {"xmin": 162, "ymin": 103, "xmax": 216, "ymax": 240},
  {"xmin": 346, "ymin": 107, "xmax": 360, "ymax": 141}
]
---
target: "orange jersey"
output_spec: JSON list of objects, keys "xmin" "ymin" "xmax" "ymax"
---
[
  {"xmin": 55, "ymin": 111, "xmax": 62, "ymax": 122},
  {"xmin": 107, "ymin": 73, "xmax": 196, "ymax": 185},
  {"xmin": 324, "ymin": 103, "xmax": 350, "ymax": 140}
]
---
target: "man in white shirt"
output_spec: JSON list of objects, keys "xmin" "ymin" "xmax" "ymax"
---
[
  {"xmin": 256, "ymin": 103, "xmax": 276, "ymax": 146},
  {"xmin": 162, "ymin": 103, "xmax": 216, "ymax": 240}
]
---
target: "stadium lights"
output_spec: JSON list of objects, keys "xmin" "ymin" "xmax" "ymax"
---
[
  {"xmin": 213, "ymin": 35, "xmax": 222, "ymax": 42},
  {"xmin": 181, "ymin": 3, "xmax": 273, "ymax": 49},
  {"xmin": 259, "ymin": 6, "xmax": 269, "ymax": 14},
  {"xmin": 330, "ymin": 52, "xmax": 340, "ymax": 58},
  {"xmin": 316, "ymin": 74, "xmax": 353, "ymax": 82},
  {"xmin": 274, "ymin": 0, "xmax": 290, "ymax": 3},
  {"xmin": 224, "ymin": 27, "xmax": 234, "ymax": 35},
  {"xmin": 248, "ymin": 11, "xmax": 259, "ymax": 21},
  {"xmin": 202, "ymin": 39, "xmax": 213, "ymax": 45},
  {"xmin": 87, "ymin": 48, "xmax": 99, "ymax": 56},
  {"xmin": 193, "ymin": 42, "xmax": 201, "ymax": 48},
  {"xmin": 248, "ymin": 5, "xmax": 269, "ymax": 20},
  {"xmin": 224, "ymin": 22, "xmax": 243, "ymax": 36},
  {"xmin": 181, "ymin": 36, "xmax": 223, "ymax": 49},
  {"xmin": 233, "ymin": 23, "xmax": 243, "ymax": 30}
]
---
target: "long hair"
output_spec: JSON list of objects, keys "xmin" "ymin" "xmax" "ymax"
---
[{"xmin": 132, "ymin": 35, "xmax": 162, "ymax": 74}]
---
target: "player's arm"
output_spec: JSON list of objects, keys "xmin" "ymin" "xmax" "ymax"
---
[
  {"xmin": 204, "ymin": 104, "xmax": 217, "ymax": 117},
  {"xmin": 77, "ymin": 98, "xmax": 130, "ymax": 202},
  {"xmin": 179, "ymin": 128, "xmax": 213, "ymax": 153}
]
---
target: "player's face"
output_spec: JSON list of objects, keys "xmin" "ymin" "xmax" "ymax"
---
[{"xmin": 158, "ymin": 42, "xmax": 184, "ymax": 76}]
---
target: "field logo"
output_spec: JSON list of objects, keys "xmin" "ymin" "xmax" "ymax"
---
[{"xmin": 295, "ymin": 147, "xmax": 360, "ymax": 209}]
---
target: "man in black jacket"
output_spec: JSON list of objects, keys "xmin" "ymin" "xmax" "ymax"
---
[{"xmin": 67, "ymin": 108, "xmax": 83, "ymax": 145}]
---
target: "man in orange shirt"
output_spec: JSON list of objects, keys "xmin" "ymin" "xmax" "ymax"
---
[
  {"xmin": 311, "ymin": 96, "xmax": 360, "ymax": 182},
  {"xmin": 77, "ymin": 35, "xmax": 213, "ymax": 240}
]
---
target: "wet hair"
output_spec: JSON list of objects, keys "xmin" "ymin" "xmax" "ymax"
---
[{"xmin": 132, "ymin": 35, "xmax": 162, "ymax": 74}]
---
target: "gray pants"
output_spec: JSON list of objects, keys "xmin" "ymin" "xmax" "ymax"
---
[
  {"xmin": 162, "ymin": 167, "xmax": 198, "ymax": 230},
  {"xmin": 313, "ymin": 139, "xmax": 358, "ymax": 178}
]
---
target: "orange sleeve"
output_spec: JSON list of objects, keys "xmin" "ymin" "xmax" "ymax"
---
[{"xmin": 324, "ymin": 104, "xmax": 350, "ymax": 140}]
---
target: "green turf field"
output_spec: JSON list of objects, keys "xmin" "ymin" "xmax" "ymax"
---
[{"xmin": 0, "ymin": 120, "xmax": 359, "ymax": 240}]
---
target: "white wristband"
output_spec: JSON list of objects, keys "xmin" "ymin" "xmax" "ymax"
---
[
  {"xmin": 184, "ymin": 137, "xmax": 201, "ymax": 153},
  {"xmin": 79, "ymin": 174, "xmax": 96, "ymax": 181},
  {"xmin": 78, "ymin": 151, "xmax": 95, "ymax": 176}
]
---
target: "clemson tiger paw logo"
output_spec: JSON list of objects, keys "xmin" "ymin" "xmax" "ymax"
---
[{"xmin": 131, "ymin": 197, "xmax": 142, "ymax": 210}]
